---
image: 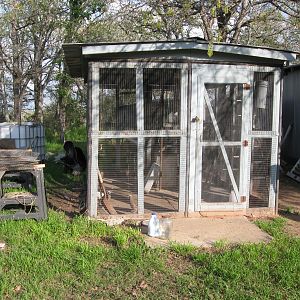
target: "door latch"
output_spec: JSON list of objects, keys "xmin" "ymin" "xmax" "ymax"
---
[{"xmin": 192, "ymin": 116, "xmax": 200, "ymax": 123}]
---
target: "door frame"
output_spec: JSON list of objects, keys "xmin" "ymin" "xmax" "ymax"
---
[{"xmin": 189, "ymin": 64, "xmax": 252, "ymax": 212}]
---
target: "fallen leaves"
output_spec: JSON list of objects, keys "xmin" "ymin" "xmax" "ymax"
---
[
  {"xmin": 130, "ymin": 280, "xmax": 149, "ymax": 297},
  {"xmin": 0, "ymin": 241, "xmax": 5, "ymax": 251},
  {"xmin": 13, "ymin": 285, "xmax": 22, "ymax": 294}
]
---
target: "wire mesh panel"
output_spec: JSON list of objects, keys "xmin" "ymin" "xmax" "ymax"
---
[
  {"xmin": 252, "ymin": 72, "xmax": 274, "ymax": 131},
  {"xmin": 99, "ymin": 68, "xmax": 136, "ymax": 131},
  {"xmin": 96, "ymin": 64, "xmax": 186, "ymax": 216},
  {"xmin": 143, "ymin": 68, "xmax": 181, "ymax": 130},
  {"xmin": 144, "ymin": 137, "xmax": 180, "ymax": 212},
  {"xmin": 98, "ymin": 138, "xmax": 138, "ymax": 215},
  {"xmin": 204, "ymin": 83, "xmax": 243, "ymax": 141},
  {"xmin": 249, "ymin": 138, "xmax": 272, "ymax": 208},
  {"xmin": 201, "ymin": 146, "xmax": 240, "ymax": 203}
]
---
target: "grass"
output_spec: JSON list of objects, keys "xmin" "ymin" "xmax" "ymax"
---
[
  {"xmin": 44, "ymin": 154, "xmax": 85, "ymax": 190},
  {"xmin": 0, "ymin": 213, "xmax": 299, "ymax": 299},
  {"xmin": 44, "ymin": 139, "xmax": 87, "ymax": 191},
  {"xmin": 2, "ymin": 131, "xmax": 297, "ymax": 298}
]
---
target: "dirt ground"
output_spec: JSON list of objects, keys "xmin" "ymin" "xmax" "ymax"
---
[
  {"xmin": 46, "ymin": 173, "xmax": 300, "ymax": 237},
  {"xmin": 278, "ymin": 175, "xmax": 300, "ymax": 237},
  {"xmin": 145, "ymin": 216, "xmax": 272, "ymax": 248},
  {"xmin": 279, "ymin": 175, "xmax": 300, "ymax": 212},
  {"xmin": 47, "ymin": 186, "xmax": 83, "ymax": 218}
]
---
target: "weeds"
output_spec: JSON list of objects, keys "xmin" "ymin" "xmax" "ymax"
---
[
  {"xmin": 255, "ymin": 217, "xmax": 286, "ymax": 237},
  {"xmin": 212, "ymin": 239, "xmax": 228, "ymax": 250},
  {"xmin": 169, "ymin": 243, "xmax": 197, "ymax": 257}
]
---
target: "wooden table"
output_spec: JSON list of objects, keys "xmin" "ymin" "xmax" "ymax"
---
[{"xmin": 0, "ymin": 149, "xmax": 48, "ymax": 220}]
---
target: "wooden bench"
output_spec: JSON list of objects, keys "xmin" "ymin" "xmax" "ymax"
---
[{"xmin": 0, "ymin": 149, "xmax": 47, "ymax": 220}]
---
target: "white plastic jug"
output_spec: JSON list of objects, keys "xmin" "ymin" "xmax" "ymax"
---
[{"xmin": 148, "ymin": 212, "xmax": 160, "ymax": 237}]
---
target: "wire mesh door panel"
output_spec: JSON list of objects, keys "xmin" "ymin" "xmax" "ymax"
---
[
  {"xmin": 203, "ymin": 83, "xmax": 243, "ymax": 142},
  {"xmin": 200, "ymin": 82, "xmax": 244, "ymax": 204},
  {"xmin": 249, "ymin": 138, "xmax": 272, "ymax": 208},
  {"xmin": 202, "ymin": 146, "xmax": 241, "ymax": 203}
]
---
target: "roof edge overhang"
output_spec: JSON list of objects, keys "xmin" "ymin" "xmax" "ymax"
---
[
  {"xmin": 62, "ymin": 40, "xmax": 299, "ymax": 78},
  {"xmin": 80, "ymin": 41, "xmax": 298, "ymax": 62}
]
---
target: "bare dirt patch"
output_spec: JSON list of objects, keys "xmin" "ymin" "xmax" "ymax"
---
[
  {"xmin": 278, "ymin": 175, "xmax": 300, "ymax": 237},
  {"xmin": 279, "ymin": 175, "xmax": 300, "ymax": 213},
  {"xmin": 279, "ymin": 211, "xmax": 300, "ymax": 237},
  {"xmin": 47, "ymin": 187, "xmax": 85, "ymax": 218}
]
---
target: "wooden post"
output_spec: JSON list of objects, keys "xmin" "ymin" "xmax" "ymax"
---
[{"xmin": 87, "ymin": 63, "xmax": 100, "ymax": 218}]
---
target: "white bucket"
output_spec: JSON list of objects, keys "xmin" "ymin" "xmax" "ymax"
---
[{"xmin": 255, "ymin": 80, "xmax": 268, "ymax": 109}]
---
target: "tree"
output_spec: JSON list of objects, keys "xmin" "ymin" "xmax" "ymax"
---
[
  {"xmin": 0, "ymin": 0, "xmax": 65, "ymax": 122},
  {"xmin": 0, "ymin": 0, "xmax": 107, "ymax": 127},
  {"xmin": 113, "ymin": 0, "xmax": 299, "ymax": 50},
  {"xmin": 0, "ymin": 0, "xmax": 298, "ymax": 134},
  {"xmin": 55, "ymin": 0, "xmax": 107, "ymax": 142},
  {"xmin": 0, "ymin": 0, "xmax": 33, "ymax": 122},
  {"xmin": 0, "ymin": 48, "xmax": 10, "ymax": 121},
  {"xmin": 26, "ymin": 0, "xmax": 65, "ymax": 123}
]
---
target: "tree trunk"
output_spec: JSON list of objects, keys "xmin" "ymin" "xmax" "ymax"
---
[
  {"xmin": 0, "ymin": 66, "xmax": 9, "ymax": 121},
  {"xmin": 34, "ymin": 68, "xmax": 44, "ymax": 123},
  {"xmin": 11, "ymin": 20, "xmax": 22, "ymax": 123},
  {"xmin": 12, "ymin": 75, "xmax": 22, "ymax": 123},
  {"xmin": 57, "ymin": 68, "xmax": 67, "ymax": 143}
]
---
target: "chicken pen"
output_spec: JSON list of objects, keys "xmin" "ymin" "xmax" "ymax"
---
[{"xmin": 63, "ymin": 39, "xmax": 298, "ymax": 218}]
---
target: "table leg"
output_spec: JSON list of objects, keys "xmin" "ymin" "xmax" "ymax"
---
[
  {"xmin": 0, "ymin": 171, "xmax": 5, "ymax": 198},
  {"xmin": 33, "ymin": 169, "xmax": 48, "ymax": 220}
]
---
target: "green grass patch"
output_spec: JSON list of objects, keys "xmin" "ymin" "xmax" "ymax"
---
[
  {"xmin": 44, "ymin": 155, "xmax": 82, "ymax": 189},
  {"xmin": 45, "ymin": 141, "xmax": 62, "ymax": 154},
  {"xmin": 0, "ymin": 214, "xmax": 299, "ymax": 299},
  {"xmin": 65, "ymin": 126, "xmax": 87, "ymax": 142}
]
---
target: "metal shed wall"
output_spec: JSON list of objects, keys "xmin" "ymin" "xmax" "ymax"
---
[{"xmin": 282, "ymin": 66, "xmax": 300, "ymax": 163}]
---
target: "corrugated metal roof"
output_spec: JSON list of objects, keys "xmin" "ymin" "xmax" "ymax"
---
[{"xmin": 63, "ymin": 39, "xmax": 299, "ymax": 78}]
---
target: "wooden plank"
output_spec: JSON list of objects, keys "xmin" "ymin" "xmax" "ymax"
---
[
  {"xmin": 0, "ymin": 139, "xmax": 16, "ymax": 149},
  {"xmin": 0, "ymin": 163, "xmax": 44, "ymax": 171},
  {"xmin": 98, "ymin": 170, "xmax": 117, "ymax": 215},
  {"xmin": 0, "ymin": 149, "xmax": 32, "ymax": 157},
  {"xmin": 144, "ymin": 163, "xmax": 160, "ymax": 193},
  {"xmin": 0, "ymin": 197, "xmax": 37, "ymax": 205},
  {"xmin": 0, "ymin": 157, "xmax": 39, "ymax": 163}
]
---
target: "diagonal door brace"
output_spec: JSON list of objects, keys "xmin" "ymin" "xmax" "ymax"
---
[{"xmin": 203, "ymin": 88, "xmax": 240, "ymax": 202}]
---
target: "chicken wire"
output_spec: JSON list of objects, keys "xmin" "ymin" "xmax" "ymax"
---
[
  {"xmin": 201, "ymin": 146, "xmax": 241, "ymax": 203},
  {"xmin": 204, "ymin": 83, "xmax": 243, "ymax": 141},
  {"xmin": 99, "ymin": 68, "xmax": 136, "ymax": 131},
  {"xmin": 143, "ymin": 68, "xmax": 181, "ymax": 130},
  {"xmin": 144, "ymin": 137, "xmax": 180, "ymax": 213},
  {"xmin": 98, "ymin": 138, "xmax": 138, "ymax": 215},
  {"xmin": 249, "ymin": 138, "xmax": 272, "ymax": 208},
  {"xmin": 252, "ymin": 72, "xmax": 274, "ymax": 131}
]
